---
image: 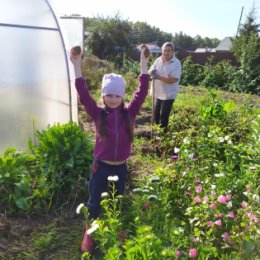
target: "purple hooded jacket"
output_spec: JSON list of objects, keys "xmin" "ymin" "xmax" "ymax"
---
[{"xmin": 75, "ymin": 74, "xmax": 150, "ymax": 161}]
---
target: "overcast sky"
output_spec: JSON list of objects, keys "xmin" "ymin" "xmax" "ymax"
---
[{"xmin": 50, "ymin": 0, "xmax": 260, "ymax": 39}]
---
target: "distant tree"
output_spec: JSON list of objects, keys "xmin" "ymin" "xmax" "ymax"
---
[
  {"xmin": 203, "ymin": 37, "xmax": 220, "ymax": 48},
  {"xmin": 85, "ymin": 14, "xmax": 132, "ymax": 60},
  {"xmin": 128, "ymin": 21, "xmax": 158, "ymax": 44},
  {"xmin": 85, "ymin": 16, "xmax": 173, "ymax": 59},
  {"xmin": 172, "ymin": 31, "xmax": 193, "ymax": 50},
  {"xmin": 128, "ymin": 21, "xmax": 172, "ymax": 46},
  {"xmin": 238, "ymin": 7, "xmax": 260, "ymax": 36},
  {"xmin": 84, "ymin": 15, "xmax": 220, "ymax": 59},
  {"xmin": 172, "ymin": 32, "xmax": 220, "ymax": 50},
  {"xmin": 231, "ymin": 7, "xmax": 260, "ymax": 94}
]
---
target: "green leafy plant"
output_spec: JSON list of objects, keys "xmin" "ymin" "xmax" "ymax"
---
[
  {"xmin": 0, "ymin": 148, "xmax": 47, "ymax": 213},
  {"xmin": 29, "ymin": 122, "xmax": 93, "ymax": 208}
]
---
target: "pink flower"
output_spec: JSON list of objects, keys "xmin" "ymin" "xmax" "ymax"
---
[
  {"xmin": 195, "ymin": 179, "xmax": 201, "ymax": 183},
  {"xmin": 196, "ymin": 185, "xmax": 203, "ymax": 193},
  {"xmin": 194, "ymin": 196, "xmax": 201, "ymax": 203},
  {"xmin": 227, "ymin": 239, "xmax": 234, "ymax": 245},
  {"xmin": 248, "ymin": 213, "xmax": 258, "ymax": 223},
  {"xmin": 227, "ymin": 211, "xmax": 235, "ymax": 218},
  {"xmin": 185, "ymin": 191, "xmax": 191, "ymax": 196},
  {"xmin": 142, "ymin": 202, "xmax": 150, "ymax": 209},
  {"xmin": 215, "ymin": 219, "xmax": 222, "ymax": 227},
  {"xmin": 246, "ymin": 185, "xmax": 251, "ymax": 192},
  {"xmin": 171, "ymin": 155, "xmax": 179, "ymax": 160},
  {"xmin": 225, "ymin": 194, "xmax": 232, "ymax": 201},
  {"xmin": 241, "ymin": 201, "xmax": 248, "ymax": 208},
  {"xmin": 217, "ymin": 195, "xmax": 227, "ymax": 204},
  {"xmin": 210, "ymin": 203, "xmax": 217, "ymax": 210},
  {"xmin": 191, "ymin": 236, "xmax": 199, "ymax": 243},
  {"xmin": 207, "ymin": 221, "xmax": 214, "ymax": 227},
  {"xmin": 203, "ymin": 196, "xmax": 209, "ymax": 203},
  {"xmin": 214, "ymin": 213, "xmax": 223, "ymax": 219},
  {"xmin": 222, "ymin": 232, "xmax": 229, "ymax": 241},
  {"xmin": 189, "ymin": 248, "xmax": 198, "ymax": 258},
  {"xmin": 175, "ymin": 250, "xmax": 181, "ymax": 258}
]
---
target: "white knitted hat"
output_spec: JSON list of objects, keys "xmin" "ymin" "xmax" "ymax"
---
[{"xmin": 101, "ymin": 73, "xmax": 126, "ymax": 98}]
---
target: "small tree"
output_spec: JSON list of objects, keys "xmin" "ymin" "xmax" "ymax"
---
[
  {"xmin": 181, "ymin": 56, "xmax": 204, "ymax": 86},
  {"xmin": 86, "ymin": 14, "xmax": 132, "ymax": 60},
  {"xmin": 231, "ymin": 8, "xmax": 260, "ymax": 94}
]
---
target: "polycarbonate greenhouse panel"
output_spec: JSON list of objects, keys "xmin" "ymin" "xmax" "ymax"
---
[
  {"xmin": 0, "ymin": 0, "xmax": 78, "ymax": 152},
  {"xmin": 60, "ymin": 16, "xmax": 84, "ymax": 133},
  {"xmin": 61, "ymin": 17, "xmax": 84, "ymax": 50},
  {"xmin": 0, "ymin": 0, "xmax": 58, "ymax": 28}
]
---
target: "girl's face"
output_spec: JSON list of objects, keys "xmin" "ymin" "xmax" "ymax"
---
[{"xmin": 103, "ymin": 94, "xmax": 123, "ymax": 108}]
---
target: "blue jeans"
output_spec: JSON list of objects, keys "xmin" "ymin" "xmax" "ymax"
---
[
  {"xmin": 87, "ymin": 159, "xmax": 128, "ymax": 219},
  {"xmin": 154, "ymin": 98, "xmax": 175, "ymax": 128}
]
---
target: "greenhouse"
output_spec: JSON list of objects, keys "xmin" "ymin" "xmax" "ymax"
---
[{"xmin": 0, "ymin": 0, "xmax": 84, "ymax": 151}]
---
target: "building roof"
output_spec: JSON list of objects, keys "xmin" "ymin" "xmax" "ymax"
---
[
  {"xmin": 136, "ymin": 43, "xmax": 161, "ymax": 54},
  {"xmin": 215, "ymin": 37, "xmax": 232, "ymax": 51},
  {"xmin": 194, "ymin": 47, "xmax": 216, "ymax": 53}
]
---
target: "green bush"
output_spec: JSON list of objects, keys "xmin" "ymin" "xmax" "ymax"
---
[
  {"xmin": 231, "ymin": 32, "xmax": 260, "ymax": 95},
  {"xmin": 181, "ymin": 56, "xmax": 204, "ymax": 86},
  {"xmin": 0, "ymin": 148, "xmax": 47, "ymax": 213},
  {"xmin": 202, "ymin": 59, "xmax": 236, "ymax": 90},
  {"xmin": 29, "ymin": 122, "xmax": 93, "ymax": 208},
  {"xmin": 153, "ymin": 90, "xmax": 255, "ymax": 159}
]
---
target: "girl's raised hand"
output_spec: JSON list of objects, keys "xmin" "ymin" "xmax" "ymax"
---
[
  {"xmin": 70, "ymin": 46, "xmax": 83, "ymax": 64},
  {"xmin": 140, "ymin": 44, "xmax": 150, "ymax": 74},
  {"xmin": 70, "ymin": 46, "xmax": 83, "ymax": 78},
  {"xmin": 140, "ymin": 44, "xmax": 150, "ymax": 59}
]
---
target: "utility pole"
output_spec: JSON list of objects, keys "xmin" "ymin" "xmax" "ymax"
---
[{"xmin": 236, "ymin": 6, "xmax": 244, "ymax": 36}]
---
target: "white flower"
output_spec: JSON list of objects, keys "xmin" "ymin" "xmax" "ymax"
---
[
  {"xmin": 243, "ymin": 191, "xmax": 248, "ymax": 196},
  {"xmin": 218, "ymin": 137, "xmax": 224, "ymax": 142},
  {"xmin": 208, "ymin": 133, "xmax": 212, "ymax": 138},
  {"xmin": 174, "ymin": 147, "xmax": 180, "ymax": 153},
  {"xmin": 133, "ymin": 188, "xmax": 142, "ymax": 193},
  {"xmin": 101, "ymin": 192, "xmax": 108, "ymax": 198},
  {"xmin": 215, "ymin": 173, "xmax": 224, "ymax": 177},
  {"xmin": 224, "ymin": 136, "xmax": 229, "ymax": 140},
  {"xmin": 252, "ymin": 194, "xmax": 259, "ymax": 202},
  {"xmin": 227, "ymin": 201, "xmax": 233, "ymax": 208},
  {"xmin": 148, "ymin": 195, "xmax": 157, "ymax": 200},
  {"xmin": 108, "ymin": 175, "xmax": 119, "ymax": 182},
  {"xmin": 178, "ymin": 227, "xmax": 184, "ymax": 232},
  {"xmin": 142, "ymin": 189, "xmax": 149, "ymax": 193},
  {"xmin": 213, "ymin": 163, "xmax": 218, "ymax": 167},
  {"xmin": 149, "ymin": 176, "xmax": 160, "ymax": 182},
  {"xmin": 76, "ymin": 203, "xmax": 85, "ymax": 214},
  {"xmin": 183, "ymin": 138, "xmax": 190, "ymax": 144},
  {"xmin": 188, "ymin": 153, "xmax": 194, "ymax": 159},
  {"xmin": 249, "ymin": 166, "xmax": 256, "ymax": 171},
  {"xmin": 87, "ymin": 223, "xmax": 99, "ymax": 235},
  {"xmin": 211, "ymin": 185, "xmax": 216, "ymax": 190},
  {"xmin": 227, "ymin": 140, "xmax": 232, "ymax": 145}
]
